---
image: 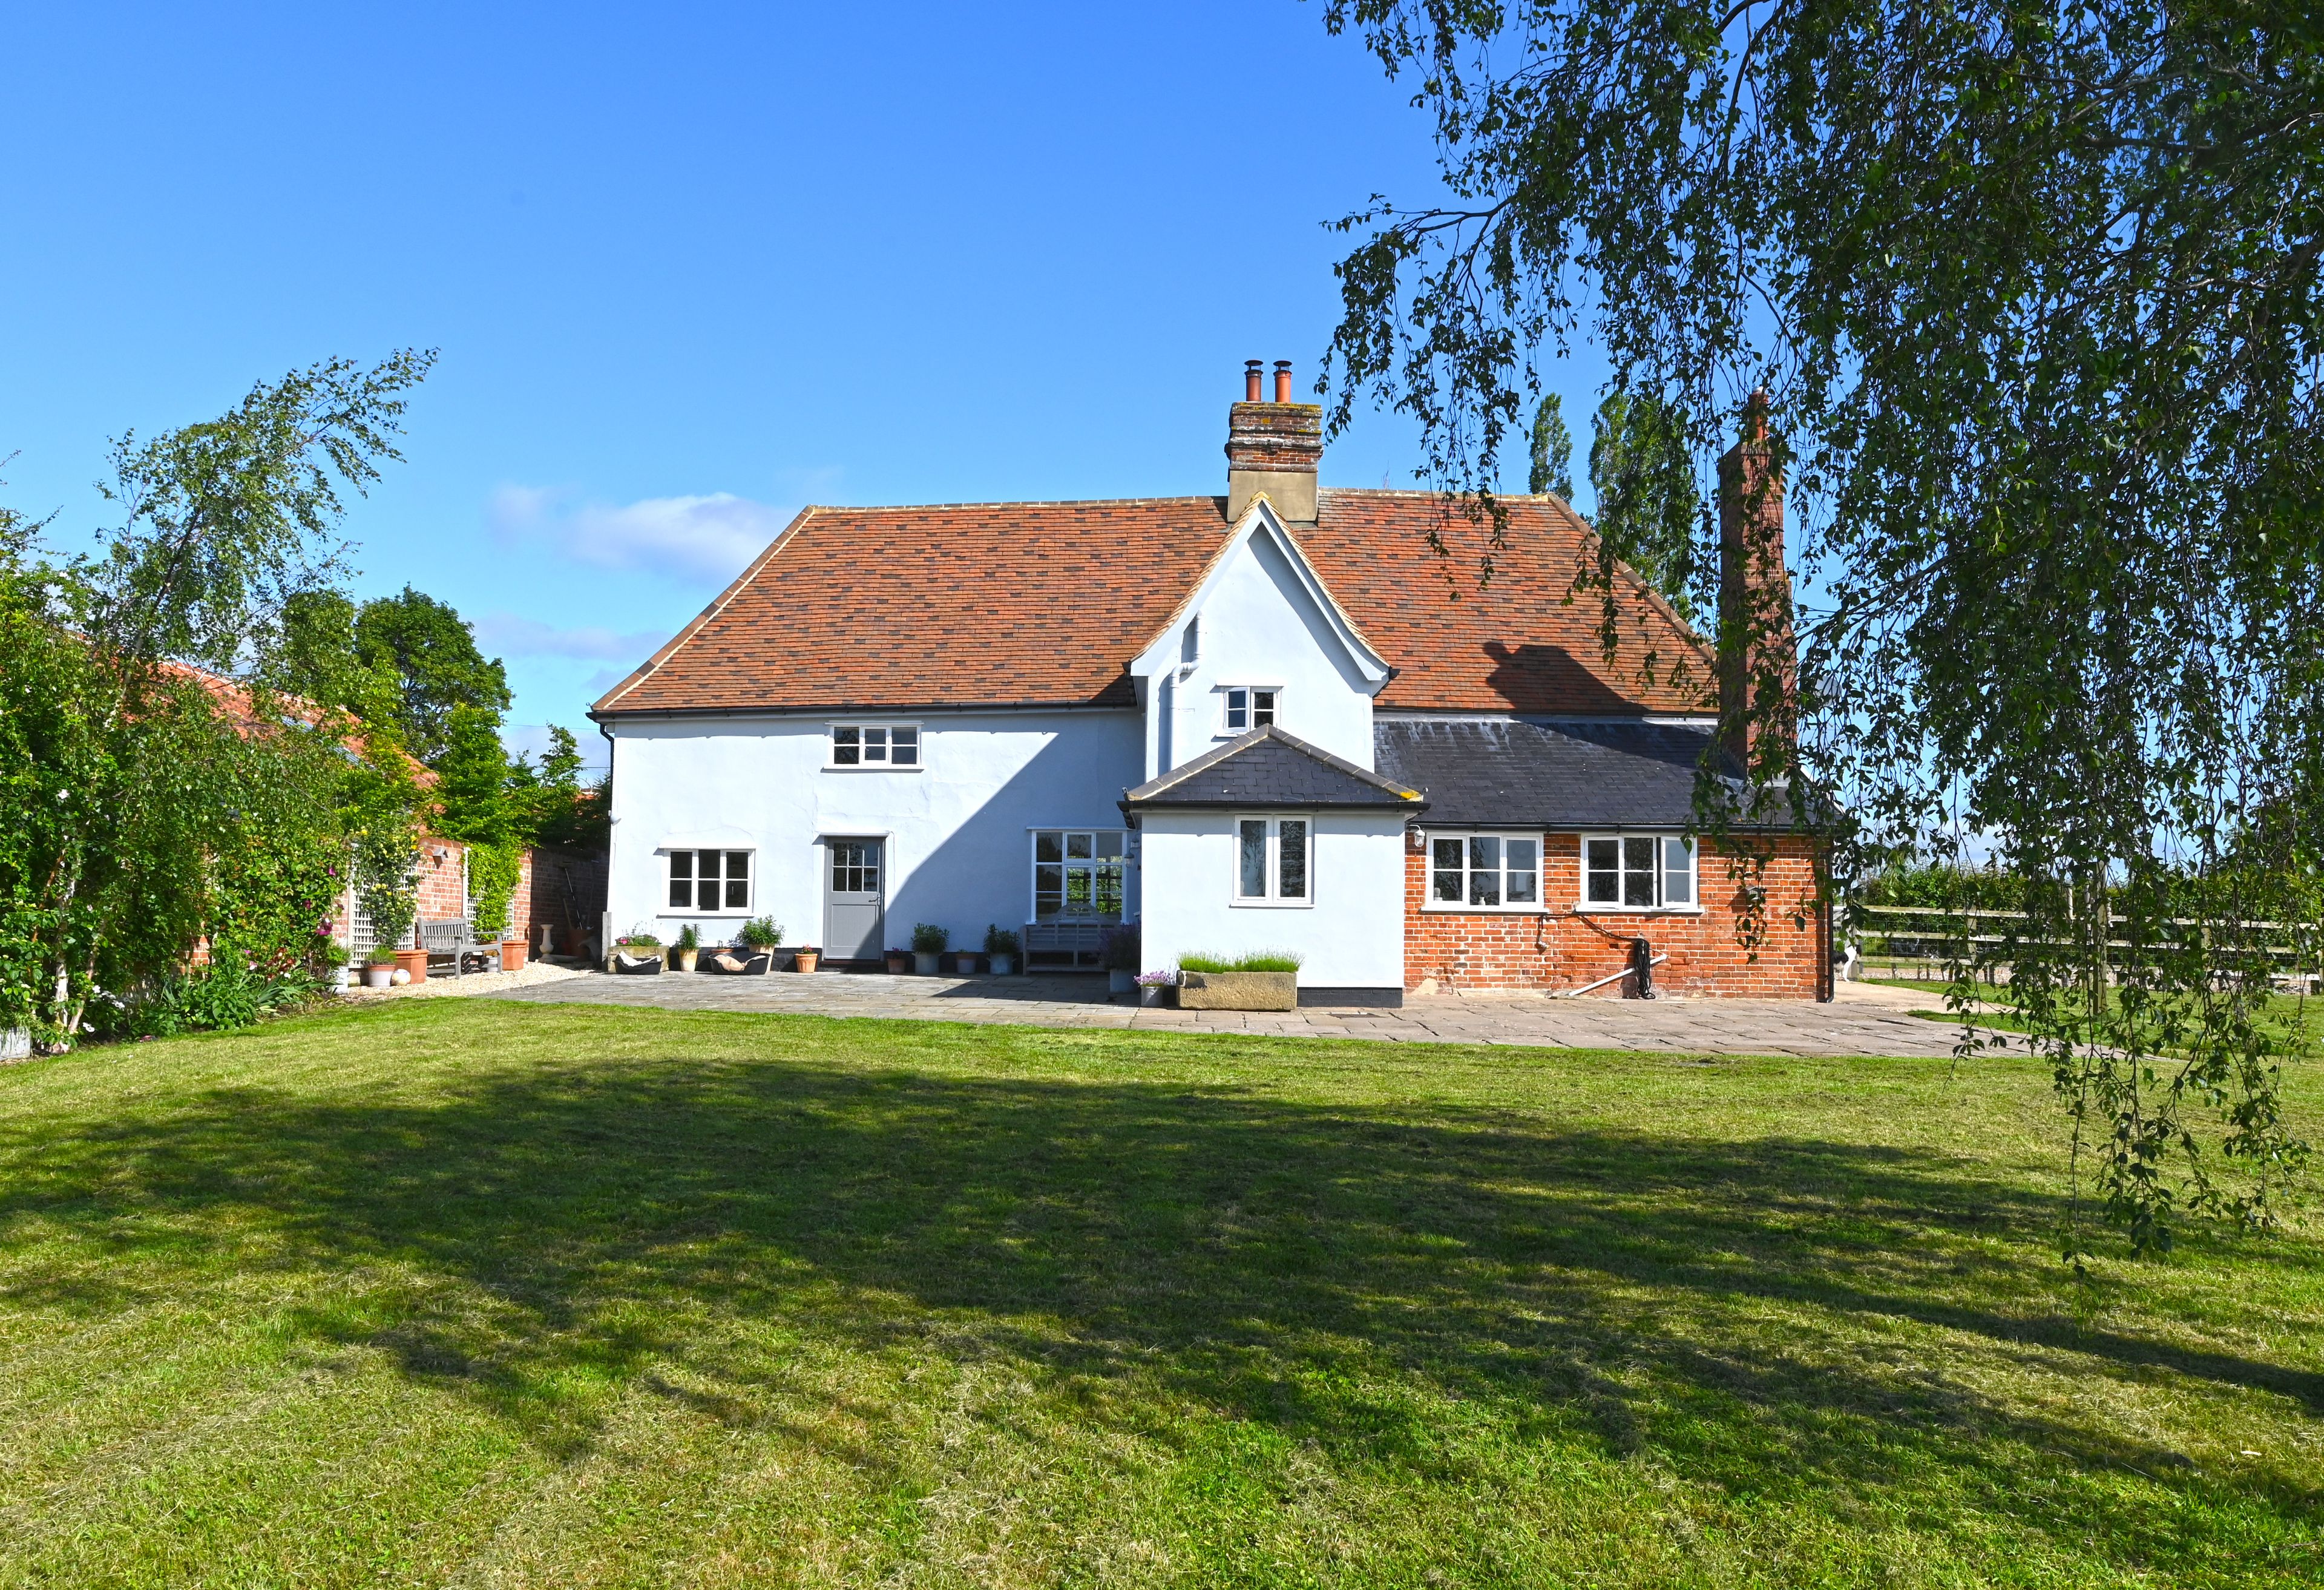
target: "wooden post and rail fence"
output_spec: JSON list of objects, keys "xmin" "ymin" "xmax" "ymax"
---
[{"xmin": 1845, "ymin": 901, "xmax": 2322, "ymax": 994}]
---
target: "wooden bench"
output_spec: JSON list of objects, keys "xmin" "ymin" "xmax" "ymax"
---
[
  {"xmin": 1022, "ymin": 922, "xmax": 1108, "ymax": 970},
  {"xmin": 419, "ymin": 918, "xmax": 504, "ymax": 978}
]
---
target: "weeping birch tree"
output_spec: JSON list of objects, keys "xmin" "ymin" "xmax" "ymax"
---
[
  {"xmin": 0, "ymin": 351, "xmax": 434, "ymax": 1049},
  {"xmin": 1316, "ymin": 0, "xmax": 2320, "ymax": 1257}
]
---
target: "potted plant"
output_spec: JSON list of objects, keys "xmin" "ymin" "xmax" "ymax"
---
[
  {"xmin": 884, "ymin": 947, "xmax": 910, "ymax": 973},
  {"xmin": 1135, "ymin": 968, "xmax": 1178, "ymax": 1008},
  {"xmin": 793, "ymin": 945, "xmax": 821, "ymax": 973},
  {"xmin": 672, "ymin": 923, "xmax": 701, "ymax": 973},
  {"xmin": 983, "ymin": 924, "xmax": 1019, "ymax": 976},
  {"xmin": 739, "ymin": 916, "xmax": 783, "ymax": 973},
  {"xmin": 317, "ymin": 939, "xmax": 352, "ymax": 994},
  {"xmin": 363, "ymin": 948, "xmax": 397, "ymax": 991},
  {"xmin": 910, "ymin": 922, "xmax": 948, "ymax": 975},
  {"xmin": 612, "ymin": 929, "xmax": 663, "ymax": 974},
  {"xmin": 501, "ymin": 932, "xmax": 528, "ymax": 973},
  {"xmin": 1173, "ymin": 951, "xmax": 1302, "ymax": 1011},
  {"xmin": 1100, "ymin": 924, "xmax": 1141, "ymax": 998}
]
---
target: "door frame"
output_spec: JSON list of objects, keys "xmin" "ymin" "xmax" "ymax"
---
[{"xmin": 816, "ymin": 832, "xmax": 891, "ymax": 962}]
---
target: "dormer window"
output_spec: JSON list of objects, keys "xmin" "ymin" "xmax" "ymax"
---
[
  {"xmin": 1221, "ymin": 686, "xmax": 1278, "ymax": 734},
  {"xmin": 830, "ymin": 723, "xmax": 921, "ymax": 769}
]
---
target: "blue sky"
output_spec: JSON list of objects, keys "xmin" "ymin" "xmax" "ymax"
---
[{"xmin": 3, "ymin": 2, "xmax": 1617, "ymax": 766}]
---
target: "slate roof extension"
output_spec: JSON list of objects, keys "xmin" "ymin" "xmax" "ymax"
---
[
  {"xmin": 1121, "ymin": 726, "xmax": 1430, "ymax": 814},
  {"xmin": 1371, "ymin": 717, "xmax": 1792, "ymax": 830}
]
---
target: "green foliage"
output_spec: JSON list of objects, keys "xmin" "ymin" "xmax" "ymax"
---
[
  {"xmin": 351, "ymin": 820, "xmax": 419, "ymax": 954},
  {"xmin": 83, "ymin": 352, "xmax": 435, "ymax": 672},
  {"xmin": 739, "ymin": 916, "xmax": 783, "ymax": 950},
  {"xmin": 983, "ymin": 924, "xmax": 1020, "ymax": 955},
  {"xmin": 85, "ymin": 959, "xmax": 319, "ymax": 1040},
  {"xmin": 1587, "ymin": 391, "xmax": 1703, "ymax": 622},
  {"xmin": 0, "ymin": 354, "xmax": 432, "ymax": 1048},
  {"xmin": 433, "ymin": 704, "xmax": 515, "ymax": 844},
  {"xmin": 271, "ymin": 589, "xmax": 363, "ymax": 709},
  {"xmin": 513, "ymin": 726, "xmax": 606, "ymax": 849},
  {"xmin": 673, "ymin": 923, "xmax": 700, "ymax": 952},
  {"xmin": 1177, "ymin": 951, "xmax": 1303, "ymax": 973},
  {"xmin": 1316, "ymin": 1, "xmax": 2322, "ymax": 1257},
  {"xmin": 614, "ymin": 928, "xmax": 661, "ymax": 948},
  {"xmin": 353, "ymin": 587, "xmax": 510, "ymax": 766},
  {"xmin": 465, "ymin": 840, "xmax": 520, "ymax": 941},
  {"xmin": 1860, "ymin": 863, "xmax": 2025, "ymax": 913},
  {"xmin": 910, "ymin": 922, "xmax": 948, "ymax": 953},
  {"xmin": 1526, "ymin": 393, "xmax": 1572, "ymax": 498}
]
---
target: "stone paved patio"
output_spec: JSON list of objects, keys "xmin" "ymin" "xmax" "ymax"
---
[{"xmin": 488, "ymin": 967, "xmax": 1996, "ymax": 1058}]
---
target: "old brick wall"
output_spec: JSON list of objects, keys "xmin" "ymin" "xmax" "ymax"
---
[
  {"xmin": 1403, "ymin": 833, "xmax": 1826, "ymax": 997},
  {"xmin": 413, "ymin": 838, "xmax": 468, "ymax": 924}
]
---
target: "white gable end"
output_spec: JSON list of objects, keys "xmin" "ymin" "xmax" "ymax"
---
[{"xmin": 1131, "ymin": 499, "xmax": 1390, "ymax": 777}]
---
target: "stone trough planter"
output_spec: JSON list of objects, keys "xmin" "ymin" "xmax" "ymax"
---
[{"xmin": 1174, "ymin": 971, "xmax": 1296, "ymax": 1011}]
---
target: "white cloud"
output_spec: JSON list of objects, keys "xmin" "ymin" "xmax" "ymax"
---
[
  {"xmin": 473, "ymin": 611, "xmax": 665, "ymax": 662},
  {"xmin": 491, "ymin": 485, "xmax": 791, "ymax": 585}
]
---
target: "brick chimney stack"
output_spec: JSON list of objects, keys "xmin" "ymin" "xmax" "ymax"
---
[
  {"xmin": 1717, "ymin": 392, "xmax": 1796, "ymax": 767},
  {"xmin": 1226, "ymin": 359, "xmax": 1322, "ymax": 522}
]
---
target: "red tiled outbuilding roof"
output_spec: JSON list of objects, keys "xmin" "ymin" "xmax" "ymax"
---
[{"xmin": 591, "ymin": 490, "xmax": 1712, "ymax": 718}]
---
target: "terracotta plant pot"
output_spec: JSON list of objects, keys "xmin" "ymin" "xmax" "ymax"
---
[
  {"xmin": 500, "ymin": 939, "xmax": 528, "ymax": 973},
  {"xmin": 884, "ymin": 951, "xmax": 909, "ymax": 974},
  {"xmin": 392, "ymin": 947, "xmax": 428, "ymax": 986},
  {"xmin": 363, "ymin": 964, "xmax": 394, "ymax": 990},
  {"xmin": 793, "ymin": 949, "xmax": 820, "ymax": 973},
  {"xmin": 675, "ymin": 947, "xmax": 699, "ymax": 973}
]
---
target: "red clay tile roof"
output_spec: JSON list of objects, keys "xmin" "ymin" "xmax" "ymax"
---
[{"xmin": 591, "ymin": 491, "xmax": 1712, "ymax": 717}]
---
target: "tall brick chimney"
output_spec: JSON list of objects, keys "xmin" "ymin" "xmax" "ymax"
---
[
  {"xmin": 1717, "ymin": 392, "xmax": 1796, "ymax": 767},
  {"xmin": 1226, "ymin": 360, "xmax": 1322, "ymax": 522}
]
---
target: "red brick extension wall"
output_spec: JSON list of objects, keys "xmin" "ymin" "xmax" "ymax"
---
[{"xmin": 1403, "ymin": 833, "xmax": 1828, "ymax": 998}]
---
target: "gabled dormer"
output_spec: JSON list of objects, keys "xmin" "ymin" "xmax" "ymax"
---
[{"xmin": 1130, "ymin": 492, "xmax": 1392, "ymax": 779}]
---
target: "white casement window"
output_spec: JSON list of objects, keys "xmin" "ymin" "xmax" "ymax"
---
[
  {"xmin": 1428, "ymin": 833, "xmax": 1541, "ymax": 910},
  {"xmin": 1221, "ymin": 686, "xmax": 1278, "ymax": 734},
  {"xmin": 1233, "ymin": 815, "xmax": 1311, "ymax": 905},
  {"xmin": 1582, "ymin": 835, "xmax": 1698, "ymax": 910},
  {"xmin": 831, "ymin": 723, "xmax": 921, "ymax": 768},
  {"xmin": 668, "ymin": 849, "xmax": 752, "ymax": 912},
  {"xmin": 1031, "ymin": 830, "xmax": 1126, "ymax": 922}
]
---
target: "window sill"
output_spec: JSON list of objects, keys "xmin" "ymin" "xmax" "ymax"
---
[
  {"xmin": 1230, "ymin": 898, "xmax": 1314, "ymax": 909},
  {"xmin": 824, "ymin": 764, "xmax": 924, "ymax": 773},
  {"xmin": 1422, "ymin": 904, "xmax": 1549, "ymax": 915},
  {"xmin": 1575, "ymin": 905, "xmax": 1704, "ymax": 916},
  {"xmin": 658, "ymin": 911, "xmax": 753, "ymax": 919}
]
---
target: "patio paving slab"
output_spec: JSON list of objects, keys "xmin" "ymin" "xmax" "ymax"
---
[{"xmin": 486, "ymin": 969, "xmax": 1999, "ymax": 1059}]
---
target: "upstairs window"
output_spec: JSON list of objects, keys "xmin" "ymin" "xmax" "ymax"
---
[
  {"xmin": 1221, "ymin": 686, "xmax": 1278, "ymax": 734},
  {"xmin": 1031, "ymin": 830, "xmax": 1126, "ymax": 921},
  {"xmin": 1234, "ymin": 815, "xmax": 1310, "ymax": 904},
  {"xmin": 668, "ymin": 849, "xmax": 752, "ymax": 912},
  {"xmin": 1430, "ymin": 833, "xmax": 1540, "ymax": 909},
  {"xmin": 832, "ymin": 724, "xmax": 920, "ymax": 767},
  {"xmin": 1583, "ymin": 835, "xmax": 1696, "ymax": 910}
]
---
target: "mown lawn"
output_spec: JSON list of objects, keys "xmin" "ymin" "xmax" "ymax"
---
[{"xmin": 0, "ymin": 999, "xmax": 2316, "ymax": 1588}]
